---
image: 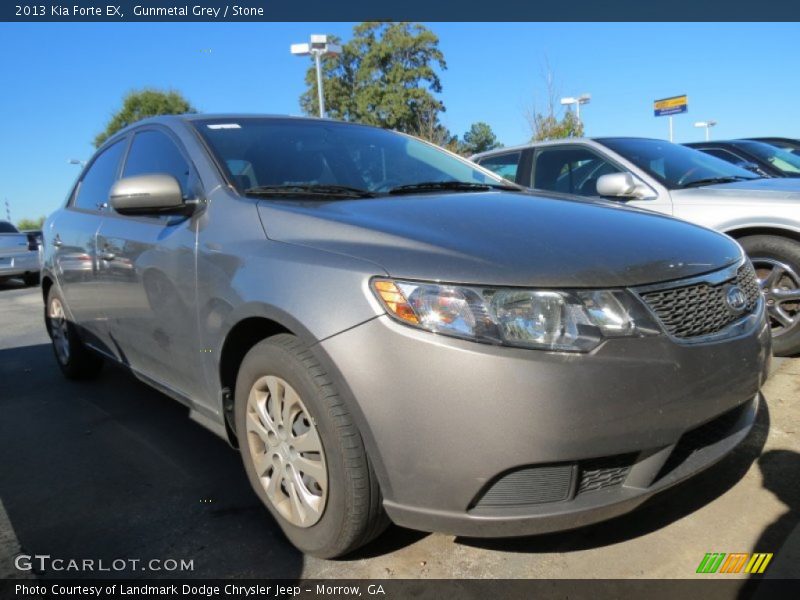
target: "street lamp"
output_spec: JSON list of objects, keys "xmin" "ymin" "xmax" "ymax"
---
[
  {"xmin": 694, "ymin": 120, "xmax": 717, "ymax": 141},
  {"xmin": 560, "ymin": 93, "xmax": 591, "ymax": 120},
  {"xmin": 290, "ymin": 34, "xmax": 342, "ymax": 118},
  {"xmin": 68, "ymin": 159, "xmax": 86, "ymax": 167}
]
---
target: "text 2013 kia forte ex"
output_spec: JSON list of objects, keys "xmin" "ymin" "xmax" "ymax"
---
[{"xmin": 41, "ymin": 115, "xmax": 771, "ymax": 557}]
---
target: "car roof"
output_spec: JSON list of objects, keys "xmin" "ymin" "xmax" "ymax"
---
[
  {"xmin": 470, "ymin": 137, "xmax": 666, "ymax": 161},
  {"xmin": 100, "ymin": 113, "xmax": 391, "ymax": 150}
]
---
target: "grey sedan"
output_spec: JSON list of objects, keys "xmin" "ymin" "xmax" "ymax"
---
[{"xmin": 42, "ymin": 116, "xmax": 770, "ymax": 557}]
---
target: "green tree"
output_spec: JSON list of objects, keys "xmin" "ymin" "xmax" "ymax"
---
[
  {"xmin": 94, "ymin": 89, "xmax": 196, "ymax": 147},
  {"xmin": 17, "ymin": 216, "xmax": 45, "ymax": 230},
  {"xmin": 524, "ymin": 63, "xmax": 585, "ymax": 142},
  {"xmin": 528, "ymin": 110, "xmax": 584, "ymax": 142},
  {"xmin": 460, "ymin": 122, "xmax": 502, "ymax": 155},
  {"xmin": 300, "ymin": 23, "xmax": 448, "ymax": 141}
]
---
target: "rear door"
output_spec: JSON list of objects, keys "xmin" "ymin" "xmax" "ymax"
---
[
  {"xmin": 95, "ymin": 127, "xmax": 203, "ymax": 400},
  {"xmin": 52, "ymin": 139, "xmax": 127, "ymax": 346}
]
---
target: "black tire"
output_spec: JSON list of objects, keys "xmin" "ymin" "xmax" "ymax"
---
[
  {"xmin": 234, "ymin": 334, "xmax": 388, "ymax": 558},
  {"xmin": 23, "ymin": 273, "xmax": 40, "ymax": 286},
  {"xmin": 739, "ymin": 235, "xmax": 800, "ymax": 356},
  {"xmin": 45, "ymin": 286, "xmax": 104, "ymax": 379}
]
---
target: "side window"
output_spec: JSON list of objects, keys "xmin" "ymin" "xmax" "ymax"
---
[
  {"xmin": 123, "ymin": 130, "xmax": 192, "ymax": 194},
  {"xmin": 478, "ymin": 152, "xmax": 522, "ymax": 182},
  {"xmin": 72, "ymin": 140, "xmax": 126, "ymax": 211},
  {"xmin": 532, "ymin": 147, "xmax": 620, "ymax": 197},
  {"xmin": 702, "ymin": 148, "xmax": 745, "ymax": 165}
]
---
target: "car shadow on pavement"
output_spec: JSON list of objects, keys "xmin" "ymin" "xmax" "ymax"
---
[
  {"xmin": 0, "ymin": 278, "xmax": 29, "ymax": 292},
  {"xmin": 456, "ymin": 399, "xmax": 772, "ymax": 555},
  {"xmin": 739, "ymin": 449, "xmax": 800, "ymax": 598},
  {"xmin": 0, "ymin": 343, "xmax": 304, "ymax": 579}
]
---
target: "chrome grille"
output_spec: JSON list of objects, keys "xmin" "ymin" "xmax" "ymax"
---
[{"xmin": 640, "ymin": 262, "xmax": 760, "ymax": 339}]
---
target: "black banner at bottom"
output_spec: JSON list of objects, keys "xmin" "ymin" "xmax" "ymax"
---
[{"xmin": 3, "ymin": 579, "xmax": 800, "ymax": 600}]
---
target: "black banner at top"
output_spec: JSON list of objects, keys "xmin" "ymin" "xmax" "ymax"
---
[{"xmin": 3, "ymin": 0, "xmax": 800, "ymax": 22}]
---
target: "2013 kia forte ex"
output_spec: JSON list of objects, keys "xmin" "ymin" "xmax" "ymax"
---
[{"xmin": 41, "ymin": 115, "xmax": 771, "ymax": 558}]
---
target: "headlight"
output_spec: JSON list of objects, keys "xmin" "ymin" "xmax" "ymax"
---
[{"xmin": 371, "ymin": 279, "xmax": 659, "ymax": 352}]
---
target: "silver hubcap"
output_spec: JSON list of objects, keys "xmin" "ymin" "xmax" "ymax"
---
[
  {"xmin": 49, "ymin": 297, "xmax": 70, "ymax": 364},
  {"xmin": 246, "ymin": 376, "xmax": 327, "ymax": 528},
  {"xmin": 753, "ymin": 257, "xmax": 800, "ymax": 336}
]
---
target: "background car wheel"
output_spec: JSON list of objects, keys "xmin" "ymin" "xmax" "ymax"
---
[
  {"xmin": 23, "ymin": 273, "xmax": 40, "ymax": 286},
  {"xmin": 45, "ymin": 287, "xmax": 104, "ymax": 379},
  {"xmin": 739, "ymin": 235, "xmax": 800, "ymax": 356},
  {"xmin": 234, "ymin": 334, "xmax": 388, "ymax": 558}
]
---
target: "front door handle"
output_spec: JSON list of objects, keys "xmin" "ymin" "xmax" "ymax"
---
[{"xmin": 99, "ymin": 250, "xmax": 116, "ymax": 261}]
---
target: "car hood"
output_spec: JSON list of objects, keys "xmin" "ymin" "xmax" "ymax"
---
[
  {"xmin": 257, "ymin": 191, "xmax": 742, "ymax": 288},
  {"xmin": 672, "ymin": 177, "xmax": 800, "ymax": 201}
]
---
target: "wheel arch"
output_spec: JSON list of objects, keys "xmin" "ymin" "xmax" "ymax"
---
[
  {"xmin": 724, "ymin": 226, "xmax": 800, "ymax": 245},
  {"xmin": 216, "ymin": 306, "xmax": 391, "ymax": 497}
]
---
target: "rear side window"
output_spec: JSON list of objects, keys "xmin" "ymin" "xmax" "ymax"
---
[
  {"xmin": 478, "ymin": 152, "xmax": 522, "ymax": 182},
  {"xmin": 123, "ymin": 130, "xmax": 192, "ymax": 194},
  {"xmin": 72, "ymin": 140, "xmax": 126, "ymax": 211},
  {"xmin": 532, "ymin": 147, "xmax": 620, "ymax": 197},
  {"xmin": 0, "ymin": 221, "xmax": 18, "ymax": 233}
]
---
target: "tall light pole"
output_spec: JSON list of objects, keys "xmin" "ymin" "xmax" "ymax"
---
[
  {"xmin": 560, "ymin": 93, "xmax": 591, "ymax": 120},
  {"xmin": 694, "ymin": 120, "xmax": 717, "ymax": 141},
  {"xmin": 68, "ymin": 158, "xmax": 86, "ymax": 167},
  {"xmin": 290, "ymin": 34, "xmax": 342, "ymax": 118}
]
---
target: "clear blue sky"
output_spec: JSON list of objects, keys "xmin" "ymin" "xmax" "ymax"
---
[{"xmin": 1, "ymin": 22, "xmax": 798, "ymax": 222}]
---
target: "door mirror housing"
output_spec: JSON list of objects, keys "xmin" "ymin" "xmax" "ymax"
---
[
  {"xmin": 109, "ymin": 174, "xmax": 196, "ymax": 216},
  {"xmin": 596, "ymin": 172, "xmax": 654, "ymax": 200}
]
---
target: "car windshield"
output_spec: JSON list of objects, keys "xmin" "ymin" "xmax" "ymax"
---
[
  {"xmin": 599, "ymin": 138, "xmax": 759, "ymax": 189},
  {"xmin": 735, "ymin": 141, "xmax": 800, "ymax": 175},
  {"xmin": 192, "ymin": 118, "xmax": 507, "ymax": 196}
]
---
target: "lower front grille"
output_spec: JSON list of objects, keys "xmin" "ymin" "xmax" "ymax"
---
[
  {"xmin": 639, "ymin": 262, "xmax": 760, "ymax": 339},
  {"xmin": 577, "ymin": 454, "xmax": 636, "ymax": 495},
  {"xmin": 472, "ymin": 454, "xmax": 637, "ymax": 510},
  {"xmin": 472, "ymin": 465, "xmax": 574, "ymax": 508}
]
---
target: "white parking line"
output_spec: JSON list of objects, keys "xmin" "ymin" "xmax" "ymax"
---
[{"xmin": 0, "ymin": 497, "xmax": 30, "ymax": 579}]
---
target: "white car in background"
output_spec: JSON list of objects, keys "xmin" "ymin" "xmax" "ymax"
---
[
  {"xmin": 0, "ymin": 220, "xmax": 41, "ymax": 286},
  {"xmin": 473, "ymin": 137, "xmax": 800, "ymax": 355}
]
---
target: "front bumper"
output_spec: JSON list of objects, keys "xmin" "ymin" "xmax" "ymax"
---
[
  {"xmin": 319, "ymin": 306, "xmax": 771, "ymax": 537},
  {"xmin": 0, "ymin": 251, "xmax": 40, "ymax": 278}
]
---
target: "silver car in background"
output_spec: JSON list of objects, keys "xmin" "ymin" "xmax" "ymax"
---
[
  {"xmin": 0, "ymin": 220, "xmax": 41, "ymax": 286},
  {"xmin": 473, "ymin": 138, "xmax": 800, "ymax": 355}
]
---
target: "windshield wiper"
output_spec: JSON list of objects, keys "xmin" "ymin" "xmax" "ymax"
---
[
  {"xmin": 680, "ymin": 176, "xmax": 752, "ymax": 188},
  {"xmin": 244, "ymin": 184, "xmax": 376, "ymax": 199},
  {"xmin": 388, "ymin": 181, "xmax": 519, "ymax": 195}
]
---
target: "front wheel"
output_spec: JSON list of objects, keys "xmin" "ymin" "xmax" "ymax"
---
[
  {"xmin": 739, "ymin": 235, "xmax": 800, "ymax": 356},
  {"xmin": 234, "ymin": 334, "xmax": 388, "ymax": 558}
]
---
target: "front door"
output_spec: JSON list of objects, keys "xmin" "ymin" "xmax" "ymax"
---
[{"xmin": 95, "ymin": 127, "xmax": 204, "ymax": 401}]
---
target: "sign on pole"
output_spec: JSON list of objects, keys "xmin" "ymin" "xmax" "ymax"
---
[
  {"xmin": 653, "ymin": 95, "xmax": 688, "ymax": 117},
  {"xmin": 653, "ymin": 95, "xmax": 688, "ymax": 142}
]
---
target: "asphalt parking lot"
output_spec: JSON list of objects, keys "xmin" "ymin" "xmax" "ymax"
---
[{"xmin": 0, "ymin": 278, "xmax": 798, "ymax": 581}]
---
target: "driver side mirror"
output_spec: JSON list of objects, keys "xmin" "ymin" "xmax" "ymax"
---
[
  {"xmin": 109, "ymin": 174, "xmax": 197, "ymax": 216},
  {"xmin": 596, "ymin": 172, "xmax": 654, "ymax": 200}
]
